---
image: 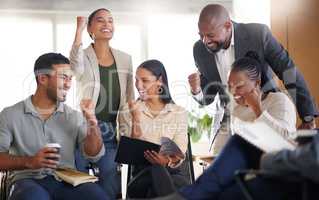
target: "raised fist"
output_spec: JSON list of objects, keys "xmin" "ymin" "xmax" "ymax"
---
[
  {"xmin": 188, "ymin": 71, "xmax": 201, "ymax": 95},
  {"xmin": 76, "ymin": 16, "xmax": 87, "ymax": 33}
]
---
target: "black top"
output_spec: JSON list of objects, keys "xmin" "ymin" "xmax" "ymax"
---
[{"xmin": 95, "ymin": 62, "xmax": 121, "ymax": 123}]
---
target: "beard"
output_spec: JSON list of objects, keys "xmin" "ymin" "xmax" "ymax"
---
[
  {"xmin": 205, "ymin": 41, "xmax": 225, "ymax": 54},
  {"xmin": 47, "ymin": 87, "xmax": 66, "ymax": 103}
]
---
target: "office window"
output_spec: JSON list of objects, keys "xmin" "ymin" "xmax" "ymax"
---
[
  {"xmin": 0, "ymin": 16, "xmax": 53, "ymax": 110},
  {"xmin": 147, "ymin": 14, "xmax": 199, "ymax": 110},
  {"xmin": 111, "ymin": 24, "xmax": 143, "ymax": 68}
]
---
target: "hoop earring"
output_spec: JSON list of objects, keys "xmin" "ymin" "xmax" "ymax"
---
[{"xmin": 158, "ymin": 86, "xmax": 163, "ymax": 94}]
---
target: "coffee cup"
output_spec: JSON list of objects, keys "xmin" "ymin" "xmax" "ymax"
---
[{"xmin": 45, "ymin": 143, "xmax": 61, "ymax": 161}]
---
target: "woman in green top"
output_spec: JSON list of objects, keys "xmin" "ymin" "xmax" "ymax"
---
[{"xmin": 70, "ymin": 8, "xmax": 134, "ymax": 199}]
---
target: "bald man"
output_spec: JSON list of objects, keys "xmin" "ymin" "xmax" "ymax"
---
[{"xmin": 188, "ymin": 4, "xmax": 318, "ymax": 129}]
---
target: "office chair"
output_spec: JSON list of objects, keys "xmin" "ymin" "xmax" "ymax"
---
[
  {"xmin": 0, "ymin": 171, "xmax": 8, "ymax": 200},
  {"xmin": 86, "ymin": 162, "xmax": 100, "ymax": 176},
  {"xmin": 126, "ymin": 131, "xmax": 195, "ymax": 198}
]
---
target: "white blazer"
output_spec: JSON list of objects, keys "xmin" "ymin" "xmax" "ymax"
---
[{"xmin": 69, "ymin": 43, "xmax": 135, "ymax": 133}]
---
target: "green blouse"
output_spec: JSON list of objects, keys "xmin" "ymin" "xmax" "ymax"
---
[{"xmin": 95, "ymin": 62, "xmax": 121, "ymax": 123}]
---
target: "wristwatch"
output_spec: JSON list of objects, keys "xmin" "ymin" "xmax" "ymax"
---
[{"xmin": 302, "ymin": 115, "xmax": 314, "ymax": 123}]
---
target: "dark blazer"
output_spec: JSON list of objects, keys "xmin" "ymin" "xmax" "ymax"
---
[{"xmin": 193, "ymin": 22, "xmax": 318, "ymax": 118}]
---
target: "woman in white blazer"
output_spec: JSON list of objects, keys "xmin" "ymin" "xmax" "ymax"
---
[{"xmin": 69, "ymin": 8, "xmax": 134, "ymax": 199}]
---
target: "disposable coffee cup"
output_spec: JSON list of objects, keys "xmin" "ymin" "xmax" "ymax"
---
[{"xmin": 45, "ymin": 143, "xmax": 61, "ymax": 161}]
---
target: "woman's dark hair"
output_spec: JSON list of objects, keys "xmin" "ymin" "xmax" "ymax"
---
[
  {"xmin": 138, "ymin": 59, "xmax": 174, "ymax": 104},
  {"xmin": 87, "ymin": 8, "xmax": 110, "ymax": 26},
  {"xmin": 231, "ymin": 51, "xmax": 262, "ymax": 81}
]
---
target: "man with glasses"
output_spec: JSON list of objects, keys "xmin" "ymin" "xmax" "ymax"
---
[
  {"xmin": 0, "ymin": 53, "xmax": 109, "ymax": 200},
  {"xmin": 188, "ymin": 4, "xmax": 318, "ymax": 129}
]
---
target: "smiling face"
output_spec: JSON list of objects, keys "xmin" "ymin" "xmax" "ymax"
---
[
  {"xmin": 135, "ymin": 67, "xmax": 162, "ymax": 101},
  {"xmin": 228, "ymin": 70, "xmax": 259, "ymax": 106},
  {"xmin": 198, "ymin": 19, "xmax": 231, "ymax": 53},
  {"xmin": 87, "ymin": 9, "xmax": 114, "ymax": 41},
  {"xmin": 44, "ymin": 64, "xmax": 73, "ymax": 103}
]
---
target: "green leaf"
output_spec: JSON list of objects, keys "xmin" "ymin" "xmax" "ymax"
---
[
  {"xmin": 187, "ymin": 110, "xmax": 213, "ymax": 143},
  {"xmin": 188, "ymin": 127, "xmax": 202, "ymax": 143}
]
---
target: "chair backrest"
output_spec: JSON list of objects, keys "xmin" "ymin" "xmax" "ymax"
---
[
  {"xmin": 0, "ymin": 171, "xmax": 8, "ymax": 200},
  {"xmin": 174, "ymin": 132, "xmax": 195, "ymax": 184},
  {"xmin": 186, "ymin": 131, "xmax": 195, "ymax": 184}
]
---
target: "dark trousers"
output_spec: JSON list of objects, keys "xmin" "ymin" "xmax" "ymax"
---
[
  {"xmin": 128, "ymin": 165, "xmax": 189, "ymax": 198},
  {"xmin": 180, "ymin": 135, "xmax": 262, "ymax": 199},
  {"xmin": 8, "ymin": 176, "xmax": 109, "ymax": 200}
]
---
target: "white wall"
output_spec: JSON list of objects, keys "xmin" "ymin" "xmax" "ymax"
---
[
  {"xmin": 233, "ymin": 0, "xmax": 271, "ymax": 26},
  {"xmin": 0, "ymin": 15, "xmax": 53, "ymax": 109}
]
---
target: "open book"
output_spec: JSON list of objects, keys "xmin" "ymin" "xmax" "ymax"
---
[
  {"xmin": 160, "ymin": 137, "xmax": 184, "ymax": 159},
  {"xmin": 54, "ymin": 167, "xmax": 98, "ymax": 187},
  {"xmin": 232, "ymin": 117, "xmax": 297, "ymax": 153}
]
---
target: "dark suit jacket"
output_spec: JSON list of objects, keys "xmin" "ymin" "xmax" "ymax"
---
[{"xmin": 193, "ymin": 22, "xmax": 318, "ymax": 118}]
